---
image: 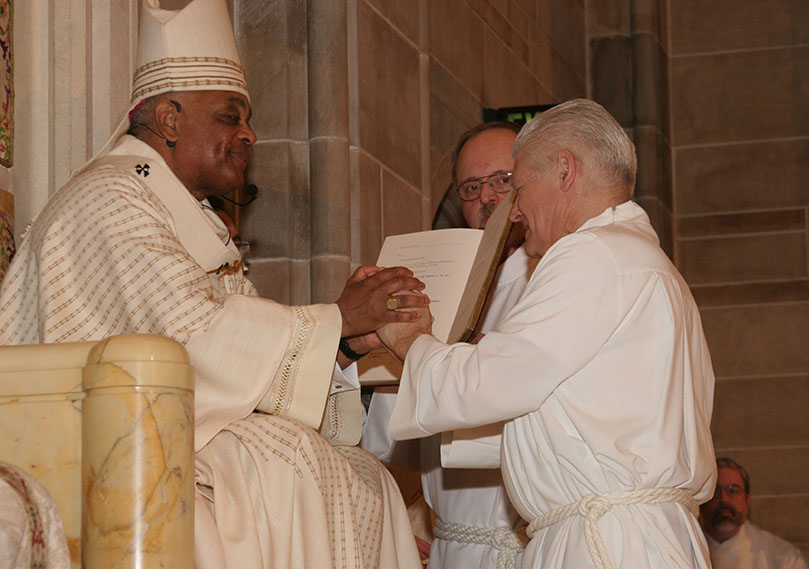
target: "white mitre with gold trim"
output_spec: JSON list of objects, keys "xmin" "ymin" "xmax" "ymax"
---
[{"xmin": 132, "ymin": 0, "xmax": 249, "ymax": 103}]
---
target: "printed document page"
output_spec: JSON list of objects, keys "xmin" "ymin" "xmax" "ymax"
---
[{"xmin": 357, "ymin": 229, "xmax": 482, "ymax": 385}]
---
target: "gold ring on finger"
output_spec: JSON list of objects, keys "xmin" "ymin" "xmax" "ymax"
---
[{"xmin": 386, "ymin": 296, "xmax": 398, "ymax": 311}]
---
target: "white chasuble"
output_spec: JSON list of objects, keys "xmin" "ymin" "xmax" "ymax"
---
[
  {"xmin": 0, "ymin": 136, "xmax": 420, "ymax": 569},
  {"xmin": 390, "ymin": 202, "xmax": 717, "ymax": 569}
]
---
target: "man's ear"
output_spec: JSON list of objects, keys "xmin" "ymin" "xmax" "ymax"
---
[
  {"xmin": 154, "ymin": 98, "xmax": 181, "ymax": 145},
  {"xmin": 557, "ymin": 149, "xmax": 577, "ymax": 192}
]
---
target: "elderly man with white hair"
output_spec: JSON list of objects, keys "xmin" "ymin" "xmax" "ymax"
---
[{"xmin": 377, "ymin": 98, "xmax": 718, "ymax": 569}]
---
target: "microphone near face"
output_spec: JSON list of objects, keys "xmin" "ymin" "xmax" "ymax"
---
[{"xmin": 221, "ymin": 184, "xmax": 259, "ymax": 207}]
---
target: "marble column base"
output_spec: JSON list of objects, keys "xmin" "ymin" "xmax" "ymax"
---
[{"xmin": 0, "ymin": 334, "xmax": 194, "ymax": 569}]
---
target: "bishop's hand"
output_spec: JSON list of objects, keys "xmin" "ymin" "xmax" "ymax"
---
[{"xmin": 336, "ymin": 265, "xmax": 430, "ymax": 338}]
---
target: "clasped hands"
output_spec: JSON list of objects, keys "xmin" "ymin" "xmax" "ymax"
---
[{"xmin": 336, "ymin": 266, "xmax": 433, "ymax": 363}]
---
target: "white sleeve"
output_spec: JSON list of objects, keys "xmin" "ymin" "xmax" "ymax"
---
[
  {"xmin": 188, "ymin": 296, "xmax": 341, "ymax": 451},
  {"xmin": 439, "ymin": 424, "xmax": 504, "ymax": 469},
  {"xmin": 360, "ymin": 388, "xmax": 399, "ymax": 461},
  {"xmin": 330, "ymin": 362, "xmax": 360, "ymax": 395},
  {"xmin": 360, "ymin": 387, "xmax": 420, "ymax": 469}
]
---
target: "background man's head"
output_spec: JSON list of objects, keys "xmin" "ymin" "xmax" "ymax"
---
[
  {"xmin": 509, "ymin": 98, "xmax": 637, "ymax": 257},
  {"xmin": 700, "ymin": 457, "xmax": 752, "ymax": 543},
  {"xmin": 452, "ymin": 122, "xmax": 521, "ymax": 230}
]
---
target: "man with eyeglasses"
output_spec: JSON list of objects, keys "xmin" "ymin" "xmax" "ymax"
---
[
  {"xmin": 375, "ymin": 99, "xmax": 719, "ymax": 569},
  {"xmin": 363, "ymin": 121, "xmax": 538, "ymax": 569},
  {"xmin": 700, "ymin": 458, "xmax": 808, "ymax": 569},
  {"xmin": 451, "ymin": 122, "xmax": 527, "ymax": 256}
]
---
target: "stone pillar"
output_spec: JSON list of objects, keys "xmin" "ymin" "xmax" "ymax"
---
[
  {"xmin": 235, "ymin": 0, "xmax": 313, "ymax": 305},
  {"xmin": 629, "ymin": 0, "xmax": 672, "ymax": 256},
  {"xmin": 308, "ymin": 0, "xmax": 352, "ymax": 303},
  {"xmin": 588, "ymin": 0, "xmax": 672, "ymax": 256}
]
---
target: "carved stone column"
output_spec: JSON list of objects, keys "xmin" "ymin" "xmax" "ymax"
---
[{"xmin": 308, "ymin": 0, "xmax": 352, "ymax": 303}]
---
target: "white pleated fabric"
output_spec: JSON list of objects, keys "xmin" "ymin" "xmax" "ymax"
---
[
  {"xmin": 390, "ymin": 202, "xmax": 717, "ymax": 569},
  {"xmin": 196, "ymin": 415, "xmax": 421, "ymax": 569}
]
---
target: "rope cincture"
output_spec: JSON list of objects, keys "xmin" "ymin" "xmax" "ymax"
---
[
  {"xmin": 527, "ymin": 487, "xmax": 698, "ymax": 569},
  {"xmin": 433, "ymin": 517, "xmax": 525, "ymax": 569}
]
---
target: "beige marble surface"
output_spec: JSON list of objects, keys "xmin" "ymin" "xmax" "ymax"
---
[{"xmin": 0, "ymin": 334, "xmax": 194, "ymax": 569}]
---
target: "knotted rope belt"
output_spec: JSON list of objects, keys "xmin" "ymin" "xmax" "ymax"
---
[
  {"xmin": 433, "ymin": 517, "xmax": 525, "ymax": 569},
  {"xmin": 526, "ymin": 488, "xmax": 698, "ymax": 569}
]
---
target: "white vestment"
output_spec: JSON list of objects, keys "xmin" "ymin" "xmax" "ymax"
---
[
  {"xmin": 0, "ymin": 136, "xmax": 420, "ymax": 569},
  {"xmin": 389, "ymin": 202, "xmax": 717, "ymax": 569},
  {"xmin": 363, "ymin": 247, "xmax": 536, "ymax": 569},
  {"xmin": 707, "ymin": 521, "xmax": 809, "ymax": 569},
  {"xmin": 0, "ymin": 462, "xmax": 71, "ymax": 569}
]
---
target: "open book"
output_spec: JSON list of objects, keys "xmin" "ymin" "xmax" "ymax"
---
[{"xmin": 357, "ymin": 193, "xmax": 515, "ymax": 385}]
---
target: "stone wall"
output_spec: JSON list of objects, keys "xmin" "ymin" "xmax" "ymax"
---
[
  {"xmin": 236, "ymin": 0, "xmax": 586, "ymax": 304},
  {"xmin": 668, "ymin": 0, "xmax": 809, "ymax": 556},
  {"xmin": 589, "ymin": 0, "xmax": 673, "ymax": 255}
]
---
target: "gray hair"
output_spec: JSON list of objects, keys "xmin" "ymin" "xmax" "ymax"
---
[
  {"xmin": 513, "ymin": 98, "xmax": 637, "ymax": 197},
  {"xmin": 127, "ymin": 95, "xmax": 160, "ymax": 137},
  {"xmin": 127, "ymin": 92, "xmax": 183, "ymax": 138},
  {"xmin": 716, "ymin": 457, "xmax": 751, "ymax": 495}
]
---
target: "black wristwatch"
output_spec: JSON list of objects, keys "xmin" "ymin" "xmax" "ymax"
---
[{"xmin": 338, "ymin": 337, "xmax": 370, "ymax": 361}]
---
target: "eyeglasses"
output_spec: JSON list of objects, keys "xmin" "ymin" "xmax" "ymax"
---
[
  {"xmin": 713, "ymin": 484, "xmax": 745, "ymax": 498},
  {"xmin": 456, "ymin": 171, "xmax": 513, "ymax": 202}
]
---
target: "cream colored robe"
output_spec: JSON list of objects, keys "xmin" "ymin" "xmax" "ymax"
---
[
  {"xmin": 0, "ymin": 136, "xmax": 420, "ymax": 569},
  {"xmin": 707, "ymin": 521, "xmax": 809, "ymax": 569},
  {"xmin": 390, "ymin": 202, "xmax": 717, "ymax": 569}
]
